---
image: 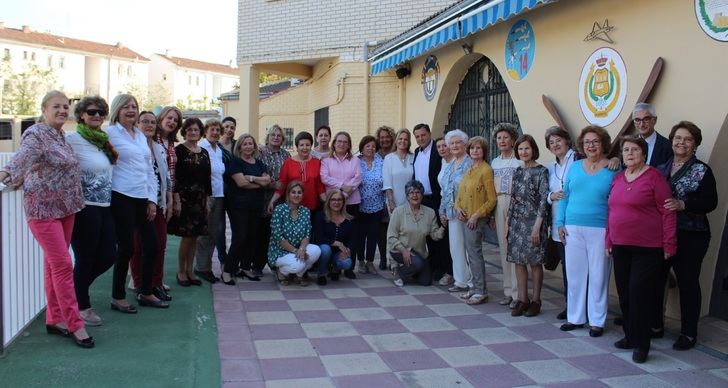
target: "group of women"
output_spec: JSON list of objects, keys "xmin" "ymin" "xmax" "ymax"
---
[{"xmin": 1, "ymin": 92, "xmax": 717, "ymax": 361}]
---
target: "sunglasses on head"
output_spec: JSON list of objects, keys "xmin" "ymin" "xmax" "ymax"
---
[{"xmin": 86, "ymin": 109, "xmax": 107, "ymax": 117}]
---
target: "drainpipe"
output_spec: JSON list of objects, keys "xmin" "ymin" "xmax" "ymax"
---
[
  {"xmin": 399, "ymin": 76, "xmax": 406, "ymax": 129},
  {"xmin": 363, "ymin": 41, "xmax": 380, "ymax": 135}
]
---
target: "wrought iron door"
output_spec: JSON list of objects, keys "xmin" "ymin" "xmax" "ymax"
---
[{"xmin": 447, "ymin": 56, "xmax": 520, "ymax": 160}]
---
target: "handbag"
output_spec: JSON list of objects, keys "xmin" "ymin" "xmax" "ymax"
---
[{"xmin": 544, "ymin": 237, "xmax": 560, "ymax": 271}]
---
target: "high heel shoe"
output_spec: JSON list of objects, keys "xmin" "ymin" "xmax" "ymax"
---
[
  {"xmin": 240, "ymin": 270, "xmax": 261, "ymax": 282},
  {"xmin": 46, "ymin": 324, "xmax": 70, "ymax": 337},
  {"xmin": 176, "ymin": 274, "xmax": 191, "ymax": 287},
  {"xmin": 71, "ymin": 332, "xmax": 95, "ymax": 348},
  {"xmin": 221, "ymin": 272, "xmax": 236, "ymax": 286}
]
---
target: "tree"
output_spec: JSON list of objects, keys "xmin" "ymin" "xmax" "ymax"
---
[
  {"xmin": 125, "ymin": 81, "xmax": 171, "ymax": 111},
  {"xmin": 0, "ymin": 61, "xmax": 57, "ymax": 115}
]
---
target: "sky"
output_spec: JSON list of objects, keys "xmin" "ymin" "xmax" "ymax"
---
[{"xmin": 1, "ymin": 0, "xmax": 239, "ymax": 65}]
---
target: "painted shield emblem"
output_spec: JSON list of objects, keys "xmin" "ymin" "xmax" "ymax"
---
[
  {"xmin": 422, "ymin": 55, "xmax": 440, "ymax": 102},
  {"xmin": 695, "ymin": 0, "xmax": 728, "ymax": 41},
  {"xmin": 578, "ymin": 47, "xmax": 628, "ymax": 127}
]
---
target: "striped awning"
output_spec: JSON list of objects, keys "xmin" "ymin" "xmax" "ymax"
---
[
  {"xmin": 370, "ymin": 0, "xmax": 550, "ymax": 75},
  {"xmin": 370, "ymin": 21, "xmax": 460, "ymax": 76},
  {"xmin": 461, "ymin": 0, "xmax": 546, "ymax": 36}
]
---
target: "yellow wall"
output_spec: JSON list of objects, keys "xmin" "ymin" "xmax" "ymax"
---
[
  {"xmin": 257, "ymin": 59, "xmax": 401, "ymax": 146},
  {"xmin": 398, "ymin": 0, "xmax": 728, "ymax": 317}
]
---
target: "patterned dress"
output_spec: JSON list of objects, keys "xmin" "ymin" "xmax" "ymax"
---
[
  {"xmin": 506, "ymin": 165, "xmax": 550, "ymax": 265},
  {"xmin": 168, "ymin": 144, "xmax": 212, "ymax": 237}
]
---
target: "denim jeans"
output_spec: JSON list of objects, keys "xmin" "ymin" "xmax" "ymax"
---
[{"xmin": 318, "ymin": 244, "xmax": 353, "ymax": 275}]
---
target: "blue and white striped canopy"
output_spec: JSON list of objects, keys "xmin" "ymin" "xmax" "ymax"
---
[{"xmin": 370, "ymin": 0, "xmax": 548, "ymax": 75}]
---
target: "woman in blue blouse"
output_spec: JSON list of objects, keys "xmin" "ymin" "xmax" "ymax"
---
[
  {"xmin": 268, "ymin": 181, "xmax": 322, "ymax": 286},
  {"xmin": 556, "ymin": 125, "xmax": 618, "ymax": 337},
  {"xmin": 356, "ymin": 135, "xmax": 386, "ymax": 274},
  {"xmin": 314, "ymin": 190, "xmax": 355, "ymax": 285}
]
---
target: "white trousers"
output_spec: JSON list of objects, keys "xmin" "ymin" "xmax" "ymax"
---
[
  {"xmin": 448, "ymin": 219, "xmax": 472, "ymax": 288},
  {"xmin": 495, "ymin": 195, "xmax": 518, "ymax": 300},
  {"xmin": 276, "ymin": 245, "xmax": 322, "ymax": 276},
  {"xmin": 564, "ymin": 225, "xmax": 611, "ymax": 327}
]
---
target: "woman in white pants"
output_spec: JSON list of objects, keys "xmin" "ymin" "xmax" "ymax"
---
[
  {"xmin": 556, "ymin": 126, "xmax": 618, "ymax": 337},
  {"xmin": 490, "ymin": 123, "xmax": 523, "ymax": 308},
  {"xmin": 438, "ymin": 129, "xmax": 472, "ymax": 293},
  {"xmin": 268, "ymin": 181, "xmax": 321, "ymax": 287}
]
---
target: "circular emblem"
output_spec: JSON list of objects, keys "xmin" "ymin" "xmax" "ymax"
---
[
  {"xmin": 422, "ymin": 55, "xmax": 440, "ymax": 101},
  {"xmin": 505, "ymin": 19, "xmax": 535, "ymax": 81},
  {"xmin": 695, "ymin": 0, "xmax": 728, "ymax": 42},
  {"xmin": 578, "ymin": 47, "xmax": 628, "ymax": 127}
]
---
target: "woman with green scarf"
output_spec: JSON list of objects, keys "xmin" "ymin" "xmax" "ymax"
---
[{"xmin": 66, "ymin": 95, "xmax": 118, "ymax": 326}]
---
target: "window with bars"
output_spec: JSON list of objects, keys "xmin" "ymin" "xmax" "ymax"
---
[
  {"xmin": 284, "ymin": 127, "xmax": 293, "ymax": 149},
  {"xmin": 0, "ymin": 120, "xmax": 13, "ymax": 140}
]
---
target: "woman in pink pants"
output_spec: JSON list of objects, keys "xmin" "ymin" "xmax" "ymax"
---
[{"xmin": 0, "ymin": 90, "xmax": 94, "ymax": 348}]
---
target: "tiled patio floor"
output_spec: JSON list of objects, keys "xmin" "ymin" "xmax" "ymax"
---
[{"xmin": 212, "ymin": 244, "xmax": 728, "ymax": 388}]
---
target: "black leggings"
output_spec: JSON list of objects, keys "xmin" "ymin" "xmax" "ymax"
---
[
  {"xmin": 71, "ymin": 205, "xmax": 116, "ymax": 310},
  {"xmin": 357, "ymin": 209, "xmax": 385, "ymax": 262},
  {"xmin": 111, "ymin": 192, "xmax": 157, "ymax": 298},
  {"xmin": 225, "ymin": 207, "xmax": 260, "ymax": 273}
]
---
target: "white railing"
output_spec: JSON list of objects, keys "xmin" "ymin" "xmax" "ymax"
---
[{"xmin": 0, "ymin": 153, "xmax": 46, "ymax": 351}]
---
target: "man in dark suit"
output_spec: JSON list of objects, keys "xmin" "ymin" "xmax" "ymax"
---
[
  {"xmin": 633, "ymin": 103, "xmax": 673, "ymax": 167},
  {"xmin": 413, "ymin": 123, "xmax": 453, "ymax": 286}
]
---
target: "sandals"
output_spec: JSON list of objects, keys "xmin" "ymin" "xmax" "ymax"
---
[
  {"xmin": 465, "ymin": 294, "xmax": 488, "ymax": 305},
  {"xmin": 276, "ymin": 270, "xmax": 289, "ymax": 286}
]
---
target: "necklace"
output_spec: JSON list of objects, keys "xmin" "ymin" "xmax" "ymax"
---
[
  {"xmin": 624, "ymin": 166, "xmax": 645, "ymax": 191},
  {"xmin": 554, "ymin": 152, "xmax": 571, "ymax": 189}
]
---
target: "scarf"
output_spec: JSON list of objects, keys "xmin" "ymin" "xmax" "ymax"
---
[{"xmin": 76, "ymin": 123, "xmax": 118, "ymax": 164}]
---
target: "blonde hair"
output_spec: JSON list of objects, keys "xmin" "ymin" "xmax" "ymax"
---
[
  {"xmin": 323, "ymin": 189, "xmax": 352, "ymax": 222},
  {"xmin": 265, "ymin": 124, "xmax": 285, "ymax": 146},
  {"xmin": 38, "ymin": 90, "xmax": 69, "ymax": 124},
  {"xmin": 394, "ymin": 128, "xmax": 412, "ymax": 152},
  {"xmin": 233, "ymin": 133, "xmax": 259, "ymax": 159},
  {"xmin": 109, "ymin": 94, "xmax": 139, "ymax": 124},
  {"xmin": 156, "ymin": 106, "xmax": 182, "ymax": 143}
]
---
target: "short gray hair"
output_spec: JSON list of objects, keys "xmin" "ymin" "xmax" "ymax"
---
[
  {"xmin": 445, "ymin": 129, "xmax": 468, "ymax": 145},
  {"xmin": 404, "ymin": 180, "xmax": 424, "ymax": 195},
  {"xmin": 632, "ymin": 103, "xmax": 656, "ymax": 119}
]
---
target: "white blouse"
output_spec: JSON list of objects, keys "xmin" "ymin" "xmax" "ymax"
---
[
  {"xmin": 105, "ymin": 122, "xmax": 157, "ymax": 203},
  {"xmin": 382, "ymin": 152, "xmax": 414, "ymax": 207},
  {"xmin": 547, "ymin": 148, "xmax": 576, "ymax": 241},
  {"xmin": 66, "ymin": 132, "xmax": 113, "ymax": 207}
]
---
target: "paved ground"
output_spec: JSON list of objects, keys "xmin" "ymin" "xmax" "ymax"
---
[{"xmin": 215, "ymin": 244, "xmax": 728, "ymax": 388}]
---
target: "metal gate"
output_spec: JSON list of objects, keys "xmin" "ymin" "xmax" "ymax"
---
[{"xmin": 447, "ymin": 56, "xmax": 520, "ymax": 160}]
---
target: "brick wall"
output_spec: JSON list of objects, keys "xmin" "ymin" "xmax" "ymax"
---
[{"xmin": 238, "ymin": 0, "xmax": 456, "ymax": 64}]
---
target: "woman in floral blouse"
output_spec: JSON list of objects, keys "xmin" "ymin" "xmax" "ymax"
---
[
  {"xmin": 268, "ymin": 181, "xmax": 322, "ymax": 286},
  {"xmin": 0, "ymin": 90, "xmax": 93, "ymax": 348},
  {"xmin": 356, "ymin": 135, "xmax": 386, "ymax": 274}
]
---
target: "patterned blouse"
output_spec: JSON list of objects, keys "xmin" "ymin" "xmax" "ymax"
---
[
  {"xmin": 358, "ymin": 155, "xmax": 385, "ymax": 214},
  {"xmin": 2, "ymin": 123, "xmax": 84, "ymax": 220},
  {"xmin": 268, "ymin": 203, "xmax": 312, "ymax": 266},
  {"xmin": 439, "ymin": 156, "xmax": 472, "ymax": 219},
  {"xmin": 259, "ymin": 145, "xmax": 291, "ymax": 211},
  {"xmin": 66, "ymin": 132, "xmax": 113, "ymax": 207},
  {"xmin": 660, "ymin": 156, "xmax": 718, "ymax": 233},
  {"xmin": 156, "ymin": 135, "xmax": 177, "ymax": 191}
]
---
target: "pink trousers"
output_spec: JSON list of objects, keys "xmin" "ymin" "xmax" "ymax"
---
[{"xmin": 28, "ymin": 214, "xmax": 84, "ymax": 332}]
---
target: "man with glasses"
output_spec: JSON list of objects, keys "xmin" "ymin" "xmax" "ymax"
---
[{"xmin": 632, "ymin": 103, "xmax": 673, "ymax": 167}]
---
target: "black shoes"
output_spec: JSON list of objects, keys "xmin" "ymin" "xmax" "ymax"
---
[
  {"xmin": 329, "ymin": 272, "xmax": 340, "ymax": 282},
  {"xmin": 71, "ymin": 332, "xmax": 95, "ymax": 349},
  {"xmin": 153, "ymin": 286, "xmax": 172, "ymax": 301},
  {"xmin": 673, "ymin": 335, "xmax": 697, "ymax": 351},
  {"xmin": 343, "ymin": 269, "xmax": 357, "ymax": 279},
  {"xmin": 559, "ymin": 323, "xmax": 585, "ymax": 331},
  {"xmin": 46, "ymin": 324, "xmax": 70, "ymax": 337},
  {"xmin": 556, "ymin": 309, "xmax": 567, "ymax": 320},
  {"xmin": 614, "ymin": 337, "xmax": 633, "ymax": 350},
  {"xmin": 194, "ymin": 270, "xmax": 218, "ymax": 284},
  {"xmin": 110, "ymin": 300, "xmax": 138, "ymax": 314},
  {"xmin": 176, "ymin": 274, "xmax": 191, "ymax": 287},
  {"xmin": 379, "ymin": 260, "xmax": 387, "ymax": 270},
  {"xmin": 317, "ymin": 276, "xmax": 327, "ymax": 286},
  {"xmin": 239, "ymin": 270, "xmax": 261, "ymax": 282},
  {"xmin": 589, "ymin": 327, "xmax": 604, "ymax": 337},
  {"xmin": 632, "ymin": 349, "xmax": 648, "ymax": 363},
  {"xmin": 136, "ymin": 294, "xmax": 170, "ymax": 308},
  {"xmin": 188, "ymin": 277, "xmax": 203, "ymax": 286}
]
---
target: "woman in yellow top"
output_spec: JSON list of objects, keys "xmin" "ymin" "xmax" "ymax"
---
[{"xmin": 455, "ymin": 136, "xmax": 497, "ymax": 305}]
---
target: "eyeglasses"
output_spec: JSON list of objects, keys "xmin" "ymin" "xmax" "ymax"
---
[
  {"xmin": 583, "ymin": 139, "xmax": 601, "ymax": 146},
  {"xmin": 633, "ymin": 116, "xmax": 654, "ymax": 125},
  {"xmin": 329, "ymin": 197, "xmax": 344, "ymax": 202},
  {"xmin": 140, "ymin": 119, "xmax": 157, "ymax": 125},
  {"xmin": 407, "ymin": 191, "xmax": 422, "ymax": 196},
  {"xmin": 673, "ymin": 135, "xmax": 695, "ymax": 143},
  {"xmin": 86, "ymin": 109, "xmax": 107, "ymax": 116}
]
